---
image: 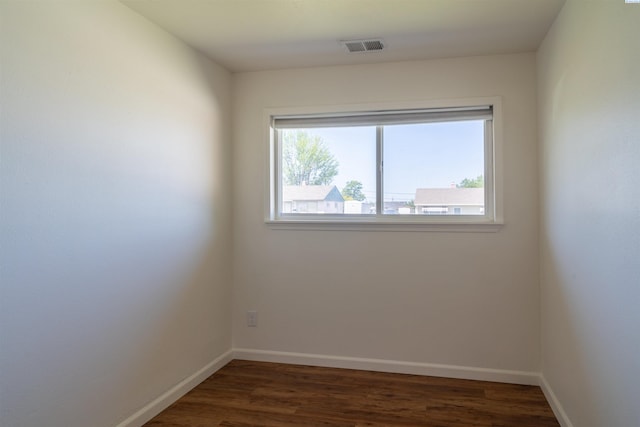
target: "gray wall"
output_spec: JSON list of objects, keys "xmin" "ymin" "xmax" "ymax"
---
[
  {"xmin": 0, "ymin": 2, "xmax": 232, "ymax": 426},
  {"xmin": 537, "ymin": 1, "xmax": 640, "ymax": 425},
  {"xmin": 232, "ymin": 54, "xmax": 540, "ymax": 373}
]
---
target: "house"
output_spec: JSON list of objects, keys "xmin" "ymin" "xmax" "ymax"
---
[
  {"xmin": 1, "ymin": 2, "xmax": 638, "ymax": 427},
  {"xmin": 360, "ymin": 200, "xmax": 411, "ymax": 215},
  {"xmin": 343, "ymin": 200, "xmax": 363, "ymax": 214},
  {"xmin": 414, "ymin": 188, "xmax": 484, "ymax": 215},
  {"xmin": 282, "ymin": 185, "xmax": 344, "ymax": 213}
]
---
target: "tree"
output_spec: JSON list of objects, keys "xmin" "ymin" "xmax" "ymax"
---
[
  {"xmin": 342, "ymin": 180, "xmax": 366, "ymax": 201},
  {"xmin": 457, "ymin": 175, "xmax": 484, "ymax": 188},
  {"xmin": 282, "ymin": 130, "xmax": 338, "ymax": 185}
]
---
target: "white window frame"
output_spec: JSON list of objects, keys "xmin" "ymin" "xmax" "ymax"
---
[{"xmin": 265, "ymin": 97, "xmax": 504, "ymax": 232}]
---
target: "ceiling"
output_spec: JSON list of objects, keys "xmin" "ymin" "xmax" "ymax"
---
[{"xmin": 121, "ymin": 0, "xmax": 566, "ymax": 72}]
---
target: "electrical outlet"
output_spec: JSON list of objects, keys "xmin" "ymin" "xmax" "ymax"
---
[{"xmin": 247, "ymin": 311, "xmax": 257, "ymax": 327}]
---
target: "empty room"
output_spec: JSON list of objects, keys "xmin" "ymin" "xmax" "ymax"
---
[{"xmin": 1, "ymin": 1, "xmax": 638, "ymax": 426}]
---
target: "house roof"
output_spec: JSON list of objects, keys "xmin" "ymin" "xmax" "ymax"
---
[
  {"xmin": 282, "ymin": 185, "xmax": 342, "ymax": 202},
  {"xmin": 414, "ymin": 188, "xmax": 484, "ymax": 206}
]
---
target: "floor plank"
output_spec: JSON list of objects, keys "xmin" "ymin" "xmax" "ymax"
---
[{"xmin": 145, "ymin": 360, "xmax": 560, "ymax": 427}]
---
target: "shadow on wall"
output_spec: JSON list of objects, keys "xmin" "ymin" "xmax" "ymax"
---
[{"xmin": 540, "ymin": 231, "xmax": 597, "ymax": 424}]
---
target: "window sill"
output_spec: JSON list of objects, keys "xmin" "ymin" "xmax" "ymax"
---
[{"xmin": 265, "ymin": 218, "xmax": 504, "ymax": 233}]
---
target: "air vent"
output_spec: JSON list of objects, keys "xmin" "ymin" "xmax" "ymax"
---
[{"xmin": 341, "ymin": 39, "xmax": 385, "ymax": 53}]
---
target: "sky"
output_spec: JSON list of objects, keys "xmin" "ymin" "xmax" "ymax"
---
[{"xmin": 286, "ymin": 120, "xmax": 485, "ymax": 202}]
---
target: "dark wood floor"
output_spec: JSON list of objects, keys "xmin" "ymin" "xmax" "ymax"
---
[{"xmin": 145, "ymin": 360, "xmax": 560, "ymax": 427}]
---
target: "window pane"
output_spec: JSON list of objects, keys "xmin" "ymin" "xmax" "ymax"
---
[
  {"xmin": 383, "ymin": 120, "xmax": 485, "ymax": 215},
  {"xmin": 280, "ymin": 127, "xmax": 376, "ymax": 215}
]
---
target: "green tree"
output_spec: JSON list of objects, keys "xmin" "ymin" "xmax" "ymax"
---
[
  {"xmin": 282, "ymin": 130, "xmax": 339, "ymax": 185},
  {"xmin": 457, "ymin": 175, "xmax": 484, "ymax": 188},
  {"xmin": 342, "ymin": 180, "xmax": 366, "ymax": 201}
]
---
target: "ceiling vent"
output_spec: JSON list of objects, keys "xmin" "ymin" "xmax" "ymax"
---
[{"xmin": 341, "ymin": 39, "xmax": 385, "ymax": 53}]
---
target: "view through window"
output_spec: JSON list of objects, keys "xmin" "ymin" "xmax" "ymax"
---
[{"xmin": 272, "ymin": 106, "xmax": 494, "ymax": 222}]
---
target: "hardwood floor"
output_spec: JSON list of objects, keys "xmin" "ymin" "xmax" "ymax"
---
[{"xmin": 145, "ymin": 360, "xmax": 560, "ymax": 427}]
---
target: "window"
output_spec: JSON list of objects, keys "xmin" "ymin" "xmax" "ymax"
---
[{"xmin": 267, "ymin": 99, "xmax": 502, "ymax": 230}]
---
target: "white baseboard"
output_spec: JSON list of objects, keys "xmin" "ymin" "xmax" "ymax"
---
[
  {"xmin": 539, "ymin": 375, "xmax": 574, "ymax": 427},
  {"xmin": 116, "ymin": 349, "xmax": 234, "ymax": 427},
  {"xmin": 232, "ymin": 348, "xmax": 539, "ymax": 385}
]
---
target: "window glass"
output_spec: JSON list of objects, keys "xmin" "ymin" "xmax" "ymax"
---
[
  {"xmin": 271, "ymin": 104, "xmax": 496, "ymax": 225},
  {"xmin": 383, "ymin": 121, "xmax": 485, "ymax": 215},
  {"xmin": 280, "ymin": 127, "xmax": 376, "ymax": 215}
]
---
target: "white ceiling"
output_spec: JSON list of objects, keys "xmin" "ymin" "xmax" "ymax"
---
[{"xmin": 121, "ymin": 0, "xmax": 566, "ymax": 72}]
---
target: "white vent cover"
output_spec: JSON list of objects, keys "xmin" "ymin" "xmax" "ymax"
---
[{"xmin": 341, "ymin": 39, "xmax": 385, "ymax": 53}]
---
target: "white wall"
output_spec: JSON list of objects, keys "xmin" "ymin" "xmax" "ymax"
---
[
  {"xmin": 0, "ymin": 2, "xmax": 232, "ymax": 426},
  {"xmin": 537, "ymin": 1, "xmax": 640, "ymax": 426},
  {"xmin": 232, "ymin": 54, "xmax": 540, "ymax": 373}
]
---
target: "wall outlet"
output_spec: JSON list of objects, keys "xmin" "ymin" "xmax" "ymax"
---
[{"xmin": 247, "ymin": 311, "xmax": 257, "ymax": 327}]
